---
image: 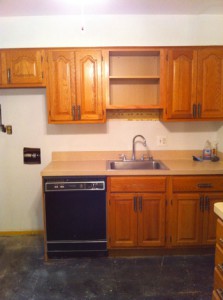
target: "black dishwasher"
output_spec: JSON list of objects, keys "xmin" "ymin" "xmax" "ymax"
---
[{"xmin": 44, "ymin": 176, "xmax": 107, "ymax": 258}]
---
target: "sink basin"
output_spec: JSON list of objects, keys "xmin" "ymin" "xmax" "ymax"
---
[{"xmin": 107, "ymin": 160, "xmax": 169, "ymax": 170}]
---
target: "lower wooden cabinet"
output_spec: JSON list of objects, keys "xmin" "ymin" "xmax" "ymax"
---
[
  {"xmin": 107, "ymin": 176, "xmax": 166, "ymax": 249},
  {"xmin": 171, "ymin": 192, "xmax": 221, "ymax": 246},
  {"xmin": 213, "ymin": 218, "xmax": 223, "ymax": 299},
  {"xmin": 107, "ymin": 175, "xmax": 223, "ymax": 251},
  {"xmin": 171, "ymin": 176, "xmax": 223, "ymax": 247}
]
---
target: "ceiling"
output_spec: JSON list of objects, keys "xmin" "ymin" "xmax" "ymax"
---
[{"xmin": 0, "ymin": 0, "xmax": 223, "ymax": 17}]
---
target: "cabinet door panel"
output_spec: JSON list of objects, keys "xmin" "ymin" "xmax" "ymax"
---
[
  {"xmin": 76, "ymin": 51, "xmax": 104, "ymax": 121},
  {"xmin": 202, "ymin": 193, "xmax": 222, "ymax": 244},
  {"xmin": 108, "ymin": 193, "xmax": 137, "ymax": 248},
  {"xmin": 172, "ymin": 193, "xmax": 202, "ymax": 246},
  {"xmin": 138, "ymin": 193, "xmax": 165, "ymax": 246},
  {"xmin": 6, "ymin": 50, "xmax": 45, "ymax": 86},
  {"xmin": 166, "ymin": 49, "xmax": 197, "ymax": 119},
  {"xmin": 197, "ymin": 49, "xmax": 223, "ymax": 118},
  {"xmin": 47, "ymin": 51, "xmax": 75, "ymax": 121}
]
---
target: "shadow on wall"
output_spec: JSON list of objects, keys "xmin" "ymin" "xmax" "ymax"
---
[{"xmin": 160, "ymin": 121, "xmax": 223, "ymax": 133}]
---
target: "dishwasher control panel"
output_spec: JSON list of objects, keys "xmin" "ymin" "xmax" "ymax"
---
[{"xmin": 44, "ymin": 177, "xmax": 106, "ymax": 192}]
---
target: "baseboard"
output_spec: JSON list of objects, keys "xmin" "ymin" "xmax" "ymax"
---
[{"xmin": 0, "ymin": 230, "xmax": 43, "ymax": 236}]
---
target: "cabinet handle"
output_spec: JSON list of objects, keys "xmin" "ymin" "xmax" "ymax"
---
[
  {"xmin": 200, "ymin": 196, "xmax": 204, "ymax": 212},
  {"xmin": 193, "ymin": 104, "xmax": 197, "ymax": 118},
  {"xmin": 72, "ymin": 105, "xmax": 76, "ymax": 120},
  {"xmin": 133, "ymin": 196, "xmax": 137, "ymax": 212},
  {"xmin": 7, "ymin": 68, "xmax": 11, "ymax": 83},
  {"xmin": 77, "ymin": 105, "xmax": 81, "ymax": 120},
  {"xmin": 139, "ymin": 196, "xmax": 142, "ymax": 212},
  {"xmin": 197, "ymin": 103, "xmax": 201, "ymax": 118},
  {"xmin": 219, "ymin": 238, "xmax": 223, "ymax": 245},
  {"xmin": 205, "ymin": 196, "xmax": 210, "ymax": 211},
  {"xmin": 197, "ymin": 183, "xmax": 213, "ymax": 188}
]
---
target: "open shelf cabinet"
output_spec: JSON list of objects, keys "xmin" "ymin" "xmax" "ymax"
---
[{"xmin": 107, "ymin": 50, "xmax": 165, "ymax": 109}]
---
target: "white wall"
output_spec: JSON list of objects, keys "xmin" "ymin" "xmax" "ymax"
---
[{"xmin": 1, "ymin": 14, "xmax": 223, "ymax": 231}]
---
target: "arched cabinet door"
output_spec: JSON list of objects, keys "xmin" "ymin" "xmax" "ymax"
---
[
  {"xmin": 197, "ymin": 49, "xmax": 223, "ymax": 119},
  {"xmin": 75, "ymin": 51, "xmax": 105, "ymax": 122}
]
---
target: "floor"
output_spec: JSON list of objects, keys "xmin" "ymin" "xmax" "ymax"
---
[{"xmin": 0, "ymin": 235, "xmax": 214, "ymax": 300}]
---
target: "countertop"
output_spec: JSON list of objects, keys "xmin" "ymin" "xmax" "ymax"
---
[{"xmin": 41, "ymin": 150, "xmax": 223, "ymax": 177}]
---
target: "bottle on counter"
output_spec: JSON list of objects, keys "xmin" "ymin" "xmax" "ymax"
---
[
  {"xmin": 212, "ymin": 141, "xmax": 218, "ymax": 158},
  {"xmin": 203, "ymin": 140, "xmax": 212, "ymax": 160}
]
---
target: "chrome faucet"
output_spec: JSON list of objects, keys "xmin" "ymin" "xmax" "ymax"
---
[{"xmin": 131, "ymin": 135, "xmax": 147, "ymax": 161}]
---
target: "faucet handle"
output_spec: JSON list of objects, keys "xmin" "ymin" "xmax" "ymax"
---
[{"xmin": 119, "ymin": 153, "xmax": 127, "ymax": 161}]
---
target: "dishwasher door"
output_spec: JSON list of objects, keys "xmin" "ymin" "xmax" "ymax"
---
[{"xmin": 44, "ymin": 177, "xmax": 107, "ymax": 258}]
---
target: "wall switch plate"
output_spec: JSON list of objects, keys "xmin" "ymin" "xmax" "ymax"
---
[
  {"xmin": 23, "ymin": 147, "xmax": 41, "ymax": 164},
  {"xmin": 157, "ymin": 136, "xmax": 168, "ymax": 146}
]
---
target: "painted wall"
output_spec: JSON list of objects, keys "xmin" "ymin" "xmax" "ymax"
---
[{"xmin": 0, "ymin": 14, "xmax": 223, "ymax": 231}]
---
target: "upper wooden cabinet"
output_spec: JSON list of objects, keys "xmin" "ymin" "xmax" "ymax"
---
[
  {"xmin": 106, "ymin": 49, "xmax": 166, "ymax": 109},
  {"xmin": 0, "ymin": 49, "xmax": 46, "ymax": 87},
  {"xmin": 164, "ymin": 47, "xmax": 223, "ymax": 121},
  {"xmin": 47, "ymin": 49, "xmax": 105, "ymax": 124}
]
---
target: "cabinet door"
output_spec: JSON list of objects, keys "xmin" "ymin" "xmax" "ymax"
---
[
  {"xmin": 47, "ymin": 50, "xmax": 75, "ymax": 122},
  {"xmin": 202, "ymin": 193, "xmax": 223, "ymax": 244},
  {"xmin": 2, "ymin": 49, "xmax": 45, "ymax": 86},
  {"xmin": 75, "ymin": 50, "xmax": 104, "ymax": 122},
  {"xmin": 171, "ymin": 193, "xmax": 203, "ymax": 246},
  {"xmin": 197, "ymin": 49, "xmax": 223, "ymax": 119},
  {"xmin": 166, "ymin": 49, "xmax": 197, "ymax": 119},
  {"xmin": 108, "ymin": 193, "xmax": 138, "ymax": 248},
  {"xmin": 138, "ymin": 193, "xmax": 165, "ymax": 247}
]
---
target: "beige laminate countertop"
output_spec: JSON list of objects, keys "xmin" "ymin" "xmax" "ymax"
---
[{"xmin": 41, "ymin": 151, "xmax": 223, "ymax": 177}]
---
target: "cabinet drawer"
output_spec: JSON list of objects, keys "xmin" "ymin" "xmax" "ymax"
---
[
  {"xmin": 217, "ymin": 219, "xmax": 223, "ymax": 249},
  {"xmin": 109, "ymin": 176, "xmax": 166, "ymax": 192},
  {"xmin": 214, "ymin": 267, "xmax": 223, "ymax": 290},
  {"xmin": 172, "ymin": 176, "xmax": 223, "ymax": 192}
]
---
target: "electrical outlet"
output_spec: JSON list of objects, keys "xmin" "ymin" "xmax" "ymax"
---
[{"xmin": 157, "ymin": 136, "xmax": 168, "ymax": 146}]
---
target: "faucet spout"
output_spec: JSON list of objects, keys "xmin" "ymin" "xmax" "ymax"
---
[{"xmin": 132, "ymin": 135, "xmax": 147, "ymax": 161}]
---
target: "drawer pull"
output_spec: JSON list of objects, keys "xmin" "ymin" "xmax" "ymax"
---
[{"xmin": 197, "ymin": 183, "xmax": 213, "ymax": 188}]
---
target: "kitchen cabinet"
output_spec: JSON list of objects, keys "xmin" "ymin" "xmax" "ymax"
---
[
  {"xmin": 107, "ymin": 176, "xmax": 166, "ymax": 248},
  {"xmin": 0, "ymin": 49, "xmax": 46, "ymax": 87},
  {"xmin": 212, "ymin": 218, "xmax": 223, "ymax": 299},
  {"xmin": 106, "ymin": 49, "xmax": 166, "ymax": 109},
  {"xmin": 47, "ymin": 49, "xmax": 105, "ymax": 123},
  {"xmin": 170, "ymin": 176, "xmax": 223, "ymax": 246},
  {"xmin": 164, "ymin": 47, "xmax": 223, "ymax": 121}
]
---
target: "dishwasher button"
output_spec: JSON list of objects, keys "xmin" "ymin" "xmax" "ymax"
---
[{"xmin": 59, "ymin": 185, "xmax": 65, "ymax": 189}]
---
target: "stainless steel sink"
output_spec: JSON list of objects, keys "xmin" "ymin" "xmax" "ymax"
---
[{"xmin": 106, "ymin": 160, "xmax": 169, "ymax": 170}]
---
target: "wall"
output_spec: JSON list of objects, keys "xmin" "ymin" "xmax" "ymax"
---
[{"xmin": 0, "ymin": 14, "xmax": 223, "ymax": 231}]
